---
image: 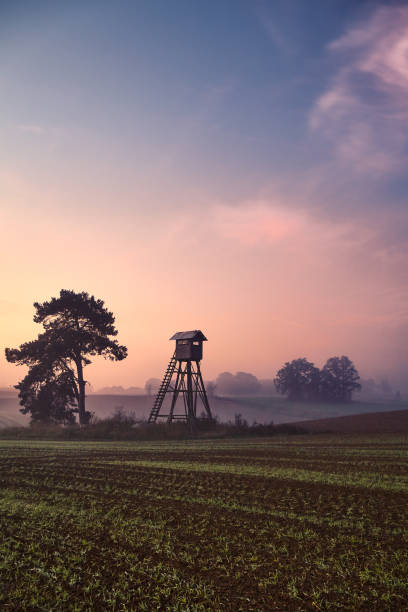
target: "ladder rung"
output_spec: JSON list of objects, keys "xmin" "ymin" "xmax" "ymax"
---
[{"xmin": 148, "ymin": 352, "xmax": 177, "ymax": 422}]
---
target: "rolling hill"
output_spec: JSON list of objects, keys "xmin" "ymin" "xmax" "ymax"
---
[{"xmin": 293, "ymin": 408, "xmax": 408, "ymax": 434}]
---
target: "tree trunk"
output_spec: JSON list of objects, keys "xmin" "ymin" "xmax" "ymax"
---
[{"xmin": 76, "ymin": 359, "xmax": 87, "ymax": 425}]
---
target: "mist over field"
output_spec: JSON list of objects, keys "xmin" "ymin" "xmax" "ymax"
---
[{"xmin": 1, "ymin": 383, "xmax": 405, "ymax": 430}]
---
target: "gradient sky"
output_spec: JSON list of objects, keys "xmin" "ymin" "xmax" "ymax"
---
[{"xmin": 1, "ymin": 0, "xmax": 408, "ymax": 390}]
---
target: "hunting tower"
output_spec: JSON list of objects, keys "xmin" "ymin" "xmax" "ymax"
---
[{"xmin": 148, "ymin": 330, "xmax": 213, "ymax": 424}]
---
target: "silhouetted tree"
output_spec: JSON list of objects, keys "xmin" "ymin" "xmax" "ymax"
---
[
  {"xmin": 16, "ymin": 364, "xmax": 77, "ymax": 424},
  {"xmin": 274, "ymin": 358, "xmax": 320, "ymax": 400},
  {"xmin": 320, "ymin": 356, "xmax": 361, "ymax": 402},
  {"xmin": 5, "ymin": 290, "xmax": 128, "ymax": 425}
]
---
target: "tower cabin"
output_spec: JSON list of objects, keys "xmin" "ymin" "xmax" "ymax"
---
[{"xmin": 170, "ymin": 330, "xmax": 207, "ymax": 362}]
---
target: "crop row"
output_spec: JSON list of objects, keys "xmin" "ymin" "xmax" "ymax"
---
[
  {"xmin": 1, "ymin": 464, "xmax": 408, "ymax": 530},
  {"xmin": 0, "ymin": 437, "xmax": 408, "ymax": 609}
]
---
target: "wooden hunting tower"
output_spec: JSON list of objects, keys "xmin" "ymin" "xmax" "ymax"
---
[{"xmin": 148, "ymin": 330, "xmax": 213, "ymax": 424}]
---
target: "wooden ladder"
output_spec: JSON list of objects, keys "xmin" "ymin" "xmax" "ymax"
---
[{"xmin": 148, "ymin": 352, "xmax": 177, "ymax": 423}]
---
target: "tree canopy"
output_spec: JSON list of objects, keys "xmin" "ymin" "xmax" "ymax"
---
[
  {"xmin": 274, "ymin": 358, "xmax": 320, "ymax": 401},
  {"xmin": 5, "ymin": 290, "xmax": 128, "ymax": 425},
  {"xmin": 15, "ymin": 364, "xmax": 77, "ymax": 424},
  {"xmin": 320, "ymin": 356, "xmax": 361, "ymax": 401},
  {"xmin": 274, "ymin": 355, "xmax": 361, "ymax": 403}
]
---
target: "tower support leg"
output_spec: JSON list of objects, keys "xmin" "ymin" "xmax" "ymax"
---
[
  {"xmin": 186, "ymin": 360, "xmax": 195, "ymax": 421},
  {"xmin": 196, "ymin": 361, "xmax": 212, "ymax": 420},
  {"xmin": 168, "ymin": 362, "xmax": 182, "ymax": 423}
]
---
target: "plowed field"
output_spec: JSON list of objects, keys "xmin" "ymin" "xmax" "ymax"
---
[{"xmin": 1, "ymin": 435, "xmax": 408, "ymax": 610}]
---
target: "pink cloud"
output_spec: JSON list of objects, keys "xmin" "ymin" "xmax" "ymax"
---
[
  {"xmin": 311, "ymin": 6, "xmax": 408, "ymax": 175},
  {"xmin": 211, "ymin": 200, "xmax": 376, "ymax": 250},
  {"xmin": 330, "ymin": 7, "xmax": 408, "ymax": 96},
  {"xmin": 212, "ymin": 203, "xmax": 304, "ymax": 245}
]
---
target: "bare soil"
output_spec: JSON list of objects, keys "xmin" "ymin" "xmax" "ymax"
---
[{"xmin": 293, "ymin": 408, "xmax": 408, "ymax": 434}]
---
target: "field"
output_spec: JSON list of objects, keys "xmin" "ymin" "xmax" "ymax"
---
[
  {"xmin": 295, "ymin": 408, "xmax": 408, "ymax": 434},
  {"xmin": 1, "ymin": 436, "xmax": 408, "ymax": 610}
]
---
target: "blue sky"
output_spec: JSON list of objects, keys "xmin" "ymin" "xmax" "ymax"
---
[{"xmin": 1, "ymin": 0, "xmax": 386, "ymax": 202}]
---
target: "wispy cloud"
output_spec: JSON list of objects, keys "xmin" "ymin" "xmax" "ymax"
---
[
  {"xmin": 310, "ymin": 6, "xmax": 408, "ymax": 175},
  {"xmin": 16, "ymin": 124, "xmax": 45, "ymax": 135},
  {"xmin": 210, "ymin": 199, "xmax": 378, "ymax": 258},
  {"xmin": 212, "ymin": 202, "xmax": 303, "ymax": 245},
  {"xmin": 259, "ymin": 16, "xmax": 295, "ymax": 56}
]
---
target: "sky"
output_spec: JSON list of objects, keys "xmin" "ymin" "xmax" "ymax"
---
[{"xmin": 1, "ymin": 0, "xmax": 408, "ymax": 390}]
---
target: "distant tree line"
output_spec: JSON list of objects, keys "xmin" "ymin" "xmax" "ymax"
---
[
  {"xmin": 213, "ymin": 371, "xmax": 262, "ymax": 395},
  {"xmin": 189, "ymin": 358, "xmax": 360, "ymax": 403},
  {"xmin": 274, "ymin": 356, "xmax": 361, "ymax": 402},
  {"xmin": 144, "ymin": 372, "xmax": 276, "ymax": 397}
]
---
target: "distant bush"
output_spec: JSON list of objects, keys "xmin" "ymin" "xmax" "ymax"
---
[
  {"xmin": 215, "ymin": 371, "xmax": 262, "ymax": 396},
  {"xmin": 0, "ymin": 409, "xmax": 306, "ymax": 441}
]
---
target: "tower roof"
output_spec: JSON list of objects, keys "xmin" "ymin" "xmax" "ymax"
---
[{"xmin": 169, "ymin": 330, "xmax": 207, "ymax": 341}]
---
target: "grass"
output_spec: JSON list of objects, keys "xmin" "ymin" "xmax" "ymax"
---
[{"xmin": 0, "ymin": 434, "xmax": 408, "ymax": 609}]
